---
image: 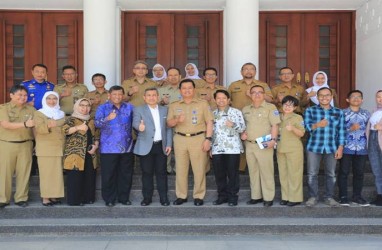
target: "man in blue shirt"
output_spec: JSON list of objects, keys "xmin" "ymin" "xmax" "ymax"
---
[
  {"xmin": 20, "ymin": 64, "xmax": 55, "ymax": 110},
  {"xmin": 304, "ymin": 87, "xmax": 345, "ymax": 207},
  {"xmin": 95, "ymin": 85, "xmax": 134, "ymax": 207},
  {"xmin": 338, "ymin": 90, "xmax": 370, "ymax": 206}
]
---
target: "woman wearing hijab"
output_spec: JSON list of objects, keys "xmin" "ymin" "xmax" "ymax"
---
[
  {"xmin": 305, "ymin": 71, "xmax": 338, "ymax": 107},
  {"xmin": 366, "ymin": 90, "xmax": 382, "ymax": 206},
  {"xmin": 63, "ymin": 98, "xmax": 99, "ymax": 206},
  {"xmin": 184, "ymin": 63, "xmax": 206, "ymax": 88},
  {"xmin": 34, "ymin": 91, "xmax": 65, "ymax": 206},
  {"xmin": 152, "ymin": 63, "xmax": 168, "ymax": 87}
]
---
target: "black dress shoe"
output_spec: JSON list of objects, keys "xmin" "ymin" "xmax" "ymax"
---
[
  {"xmin": 120, "ymin": 200, "xmax": 132, "ymax": 205},
  {"xmin": 246, "ymin": 199, "xmax": 263, "ymax": 205},
  {"xmin": 280, "ymin": 200, "xmax": 288, "ymax": 205},
  {"xmin": 15, "ymin": 201, "xmax": 28, "ymax": 207},
  {"xmin": 141, "ymin": 199, "xmax": 152, "ymax": 206},
  {"xmin": 42, "ymin": 202, "xmax": 53, "ymax": 207},
  {"xmin": 287, "ymin": 201, "xmax": 301, "ymax": 207},
  {"xmin": 194, "ymin": 199, "xmax": 204, "ymax": 206},
  {"xmin": 49, "ymin": 199, "xmax": 62, "ymax": 205},
  {"xmin": 105, "ymin": 202, "xmax": 115, "ymax": 207},
  {"xmin": 161, "ymin": 200, "xmax": 170, "ymax": 206},
  {"xmin": 228, "ymin": 201, "xmax": 238, "ymax": 206},
  {"xmin": 213, "ymin": 198, "xmax": 228, "ymax": 205},
  {"xmin": 263, "ymin": 200, "xmax": 273, "ymax": 207},
  {"xmin": 0, "ymin": 203, "xmax": 10, "ymax": 208},
  {"xmin": 173, "ymin": 198, "xmax": 187, "ymax": 205}
]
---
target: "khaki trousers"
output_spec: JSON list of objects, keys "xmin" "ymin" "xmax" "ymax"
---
[
  {"xmin": 38, "ymin": 156, "xmax": 65, "ymax": 198},
  {"xmin": 245, "ymin": 142, "xmax": 275, "ymax": 201},
  {"xmin": 173, "ymin": 134, "xmax": 207, "ymax": 199},
  {"xmin": 277, "ymin": 151, "xmax": 304, "ymax": 202},
  {"xmin": 0, "ymin": 140, "xmax": 33, "ymax": 203}
]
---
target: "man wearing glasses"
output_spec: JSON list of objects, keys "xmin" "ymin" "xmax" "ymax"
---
[
  {"xmin": 196, "ymin": 67, "xmax": 226, "ymax": 110},
  {"xmin": 122, "ymin": 60, "xmax": 157, "ymax": 107},
  {"xmin": 271, "ymin": 67, "xmax": 307, "ymax": 114},
  {"xmin": 241, "ymin": 85, "xmax": 280, "ymax": 207},
  {"xmin": 304, "ymin": 87, "xmax": 345, "ymax": 207}
]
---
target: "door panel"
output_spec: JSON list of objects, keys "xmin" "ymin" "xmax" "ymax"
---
[
  {"xmin": 260, "ymin": 12, "xmax": 355, "ymax": 107},
  {"xmin": 0, "ymin": 12, "xmax": 42, "ymax": 103},
  {"xmin": 42, "ymin": 13, "xmax": 83, "ymax": 85}
]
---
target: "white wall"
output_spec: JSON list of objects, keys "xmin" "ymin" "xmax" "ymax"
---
[{"xmin": 356, "ymin": 0, "xmax": 382, "ymax": 111}]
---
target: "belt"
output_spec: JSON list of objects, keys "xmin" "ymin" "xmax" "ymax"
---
[
  {"xmin": 153, "ymin": 140, "xmax": 162, "ymax": 144},
  {"xmin": 246, "ymin": 139, "xmax": 257, "ymax": 144},
  {"xmin": 0, "ymin": 139, "xmax": 30, "ymax": 143},
  {"xmin": 175, "ymin": 131, "xmax": 204, "ymax": 137}
]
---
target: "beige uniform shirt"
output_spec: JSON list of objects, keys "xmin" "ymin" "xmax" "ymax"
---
[
  {"xmin": 277, "ymin": 113, "xmax": 305, "ymax": 153},
  {"xmin": 84, "ymin": 89, "xmax": 109, "ymax": 117},
  {"xmin": 54, "ymin": 83, "xmax": 89, "ymax": 115},
  {"xmin": 196, "ymin": 84, "xmax": 226, "ymax": 110},
  {"xmin": 158, "ymin": 85, "xmax": 182, "ymax": 105},
  {"xmin": 121, "ymin": 77, "xmax": 157, "ymax": 107},
  {"xmin": 271, "ymin": 83, "xmax": 306, "ymax": 113},
  {"xmin": 228, "ymin": 79, "xmax": 272, "ymax": 110},
  {"xmin": 167, "ymin": 98, "xmax": 214, "ymax": 134},
  {"xmin": 242, "ymin": 101, "xmax": 281, "ymax": 141},
  {"xmin": 0, "ymin": 102, "xmax": 35, "ymax": 141}
]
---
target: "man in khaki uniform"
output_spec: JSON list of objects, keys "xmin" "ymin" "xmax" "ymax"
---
[
  {"xmin": 158, "ymin": 67, "xmax": 182, "ymax": 174},
  {"xmin": 85, "ymin": 73, "xmax": 109, "ymax": 117},
  {"xmin": 167, "ymin": 79, "xmax": 213, "ymax": 206},
  {"xmin": 158, "ymin": 67, "xmax": 183, "ymax": 106},
  {"xmin": 241, "ymin": 85, "xmax": 280, "ymax": 207},
  {"xmin": 122, "ymin": 60, "xmax": 157, "ymax": 107},
  {"xmin": 54, "ymin": 65, "xmax": 89, "ymax": 116},
  {"xmin": 0, "ymin": 85, "xmax": 35, "ymax": 208},
  {"xmin": 196, "ymin": 67, "xmax": 226, "ymax": 111},
  {"xmin": 271, "ymin": 67, "xmax": 307, "ymax": 114},
  {"xmin": 228, "ymin": 62, "xmax": 273, "ymax": 172}
]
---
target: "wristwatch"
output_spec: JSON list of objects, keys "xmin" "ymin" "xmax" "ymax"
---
[{"xmin": 205, "ymin": 137, "xmax": 212, "ymax": 141}]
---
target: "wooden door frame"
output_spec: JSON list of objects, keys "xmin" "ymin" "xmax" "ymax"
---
[{"xmin": 121, "ymin": 11, "xmax": 223, "ymax": 83}]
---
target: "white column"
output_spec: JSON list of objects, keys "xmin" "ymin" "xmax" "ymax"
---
[
  {"xmin": 83, "ymin": 0, "xmax": 118, "ymax": 90},
  {"xmin": 225, "ymin": 0, "xmax": 259, "ymax": 86}
]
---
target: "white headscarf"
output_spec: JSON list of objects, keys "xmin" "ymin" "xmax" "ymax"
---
[
  {"xmin": 306, "ymin": 71, "xmax": 334, "ymax": 106},
  {"xmin": 152, "ymin": 63, "xmax": 167, "ymax": 81},
  {"xmin": 185, "ymin": 63, "xmax": 201, "ymax": 79},
  {"xmin": 38, "ymin": 91, "xmax": 65, "ymax": 120}
]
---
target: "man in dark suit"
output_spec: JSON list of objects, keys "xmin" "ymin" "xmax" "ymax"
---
[{"xmin": 133, "ymin": 87, "xmax": 172, "ymax": 206}]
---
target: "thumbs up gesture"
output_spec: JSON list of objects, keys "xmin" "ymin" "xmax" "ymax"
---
[
  {"xmin": 107, "ymin": 109, "xmax": 117, "ymax": 121},
  {"xmin": 138, "ymin": 119, "xmax": 145, "ymax": 132},
  {"xmin": 285, "ymin": 122, "xmax": 293, "ymax": 131},
  {"xmin": 77, "ymin": 121, "xmax": 88, "ymax": 132}
]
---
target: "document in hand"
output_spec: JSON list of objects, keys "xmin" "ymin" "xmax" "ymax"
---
[{"xmin": 255, "ymin": 134, "xmax": 272, "ymax": 149}]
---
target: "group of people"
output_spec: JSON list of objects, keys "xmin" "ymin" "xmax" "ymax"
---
[{"xmin": 0, "ymin": 61, "xmax": 382, "ymax": 209}]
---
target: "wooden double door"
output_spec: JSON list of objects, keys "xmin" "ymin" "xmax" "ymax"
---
[
  {"xmin": 259, "ymin": 12, "xmax": 355, "ymax": 107},
  {"xmin": 0, "ymin": 11, "xmax": 83, "ymax": 104},
  {"xmin": 123, "ymin": 12, "xmax": 223, "ymax": 81}
]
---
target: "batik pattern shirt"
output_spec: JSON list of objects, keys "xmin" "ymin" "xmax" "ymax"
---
[
  {"xmin": 212, "ymin": 107, "xmax": 246, "ymax": 154},
  {"xmin": 342, "ymin": 107, "xmax": 370, "ymax": 155}
]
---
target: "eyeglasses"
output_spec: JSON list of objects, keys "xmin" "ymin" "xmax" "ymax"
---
[
  {"xmin": 242, "ymin": 68, "xmax": 255, "ymax": 72},
  {"xmin": 349, "ymin": 96, "xmax": 362, "ymax": 100},
  {"xmin": 282, "ymin": 103, "xmax": 295, "ymax": 108},
  {"xmin": 134, "ymin": 67, "xmax": 147, "ymax": 70},
  {"xmin": 251, "ymin": 91, "xmax": 264, "ymax": 95},
  {"xmin": 318, "ymin": 94, "xmax": 332, "ymax": 98},
  {"xmin": 205, "ymin": 74, "xmax": 216, "ymax": 77}
]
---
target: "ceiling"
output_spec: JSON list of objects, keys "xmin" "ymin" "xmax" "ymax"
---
[{"xmin": 0, "ymin": 0, "xmax": 368, "ymax": 11}]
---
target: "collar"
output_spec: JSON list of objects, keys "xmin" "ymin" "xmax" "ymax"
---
[
  {"xmin": 250, "ymin": 100, "xmax": 267, "ymax": 109},
  {"xmin": 179, "ymin": 98, "xmax": 198, "ymax": 104}
]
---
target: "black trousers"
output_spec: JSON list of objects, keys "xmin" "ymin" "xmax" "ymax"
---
[
  {"xmin": 100, "ymin": 153, "xmax": 134, "ymax": 203},
  {"xmin": 66, "ymin": 154, "xmax": 96, "ymax": 205},
  {"xmin": 212, "ymin": 154, "xmax": 240, "ymax": 202},
  {"xmin": 139, "ymin": 142, "xmax": 168, "ymax": 201},
  {"xmin": 338, "ymin": 154, "xmax": 368, "ymax": 199}
]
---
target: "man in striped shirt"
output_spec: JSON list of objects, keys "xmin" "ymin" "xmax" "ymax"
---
[{"xmin": 304, "ymin": 87, "xmax": 346, "ymax": 207}]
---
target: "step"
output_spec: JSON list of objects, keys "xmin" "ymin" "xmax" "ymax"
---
[{"xmin": 1, "ymin": 217, "xmax": 382, "ymax": 236}]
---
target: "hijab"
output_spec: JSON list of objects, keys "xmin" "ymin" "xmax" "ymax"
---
[
  {"xmin": 151, "ymin": 63, "xmax": 167, "ymax": 81},
  {"xmin": 185, "ymin": 63, "xmax": 201, "ymax": 79},
  {"xmin": 306, "ymin": 71, "xmax": 334, "ymax": 106},
  {"xmin": 38, "ymin": 91, "xmax": 65, "ymax": 120},
  {"xmin": 71, "ymin": 98, "xmax": 91, "ymax": 121}
]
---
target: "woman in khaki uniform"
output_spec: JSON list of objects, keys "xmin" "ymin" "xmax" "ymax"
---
[
  {"xmin": 63, "ymin": 98, "xmax": 99, "ymax": 206},
  {"xmin": 277, "ymin": 96, "xmax": 305, "ymax": 206},
  {"xmin": 305, "ymin": 71, "xmax": 338, "ymax": 107},
  {"xmin": 184, "ymin": 63, "xmax": 206, "ymax": 89},
  {"xmin": 34, "ymin": 91, "xmax": 65, "ymax": 206}
]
